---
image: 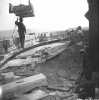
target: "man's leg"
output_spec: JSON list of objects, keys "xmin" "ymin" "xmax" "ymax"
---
[
  {"xmin": 19, "ymin": 34, "xmax": 22, "ymax": 49},
  {"xmin": 17, "ymin": 37, "xmax": 20, "ymax": 49},
  {"xmin": 20, "ymin": 35, "xmax": 25, "ymax": 49},
  {"xmin": 22, "ymin": 35, "xmax": 25, "ymax": 48}
]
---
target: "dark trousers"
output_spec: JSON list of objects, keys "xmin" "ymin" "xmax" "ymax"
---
[{"xmin": 19, "ymin": 33, "xmax": 25, "ymax": 49}]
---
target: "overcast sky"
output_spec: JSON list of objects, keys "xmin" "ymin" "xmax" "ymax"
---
[{"xmin": 0, "ymin": 0, "xmax": 88, "ymax": 32}]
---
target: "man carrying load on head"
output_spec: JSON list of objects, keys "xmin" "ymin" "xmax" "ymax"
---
[{"xmin": 15, "ymin": 17, "xmax": 26, "ymax": 49}]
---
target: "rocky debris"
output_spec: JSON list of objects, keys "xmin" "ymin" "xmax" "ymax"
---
[
  {"xmin": 0, "ymin": 36, "xmax": 83, "ymax": 100},
  {"xmin": 14, "ymin": 89, "xmax": 49, "ymax": 100},
  {"xmin": 0, "ymin": 40, "xmax": 67, "ymax": 67},
  {"xmin": 46, "ymin": 85, "xmax": 71, "ymax": 92},
  {"xmin": 76, "ymin": 41, "xmax": 83, "ymax": 46},
  {"xmin": 0, "ymin": 42, "xmax": 67, "ymax": 72},
  {"xmin": 14, "ymin": 66, "xmax": 38, "ymax": 77},
  {"xmin": 36, "ymin": 43, "xmax": 82, "ymax": 99},
  {"xmin": 1, "ymin": 72, "xmax": 20, "ymax": 79},
  {"xmin": 0, "ymin": 57, "xmax": 36, "ymax": 71},
  {"xmin": 56, "ymin": 70, "xmax": 70, "ymax": 79},
  {"xmin": 0, "ymin": 42, "xmax": 68, "ymax": 85},
  {"xmin": 12, "ymin": 89, "xmax": 78, "ymax": 100},
  {"xmin": 0, "ymin": 72, "xmax": 21, "ymax": 86}
]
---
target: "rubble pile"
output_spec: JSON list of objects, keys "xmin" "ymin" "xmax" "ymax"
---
[
  {"xmin": 36, "ymin": 44, "xmax": 82, "ymax": 100},
  {"xmin": 0, "ymin": 28, "xmax": 85, "ymax": 99}
]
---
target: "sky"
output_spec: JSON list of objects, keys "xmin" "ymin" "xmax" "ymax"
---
[{"xmin": 0, "ymin": 0, "xmax": 88, "ymax": 32}]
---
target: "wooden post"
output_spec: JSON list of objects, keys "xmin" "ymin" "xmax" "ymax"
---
[{"xmin": 84, "ymin": 0, "xmax": 99, "ymax": 98}]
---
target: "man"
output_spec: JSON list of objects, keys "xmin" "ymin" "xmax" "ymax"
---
[{"xmin": 15, "ymin": 17, "xmax": 26, "ymax": 49}]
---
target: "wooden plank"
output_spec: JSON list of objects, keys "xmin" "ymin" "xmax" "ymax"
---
[
  {"xmin": 2, "ymin": 73, "xmax": 47, "ymax": 98},
  {"xmin": 77, "ymin": 80, "xmax": 99, "ymax": 88}
]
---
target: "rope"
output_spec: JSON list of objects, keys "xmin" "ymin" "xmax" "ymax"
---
[
  {"xmin": 11, "ymin": 25, "xmax": 17, "ymax": 47},
  {"xmin": 11, "ymin": 16, "xmax": 18, "ymax": 45},
  {"xmin": 12, "ymin": 22, "xmax": 17, "ymax": 37}
]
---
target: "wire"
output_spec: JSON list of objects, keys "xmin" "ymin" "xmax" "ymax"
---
[
  {"xmin": 11, "ymin": 16, "xmax": 17, "ymax": 38},
  {"xmin": 11, "ymin": 25, "xmax": 17, "ymax": 46}
]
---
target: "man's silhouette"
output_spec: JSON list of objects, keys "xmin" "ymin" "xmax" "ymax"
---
[{"xmin": 15, "ymin": 17, "xmax": 26, "ymax": 49}]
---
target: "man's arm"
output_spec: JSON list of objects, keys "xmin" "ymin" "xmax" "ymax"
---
[
  {"xmin": 15, "ymin": 18, "xmax": 19, "ymax": 25},
  {"xmin": 15, "ymin": 20, "xmax": 19, "ymax": 26}
]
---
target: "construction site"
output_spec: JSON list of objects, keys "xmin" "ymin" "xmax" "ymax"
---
[{"xmin": 0, "ymin": 0, "xmax": 99, "ymax": 100}]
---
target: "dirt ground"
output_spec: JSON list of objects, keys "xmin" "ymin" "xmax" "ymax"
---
[
  {"xmin": 0, "ymin": 29, "xmax": 85, "ymax": 99},
  {"xmin": 36, "ymin": 44, "xmax": 82, "ymax": 86},
  {"xmin": 32, "ymin": 43, "xmax": 83, "ymax": 99},
  {"xmin": 0, "ymin": 42, "xmax": 83, "ymax": 100}
]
